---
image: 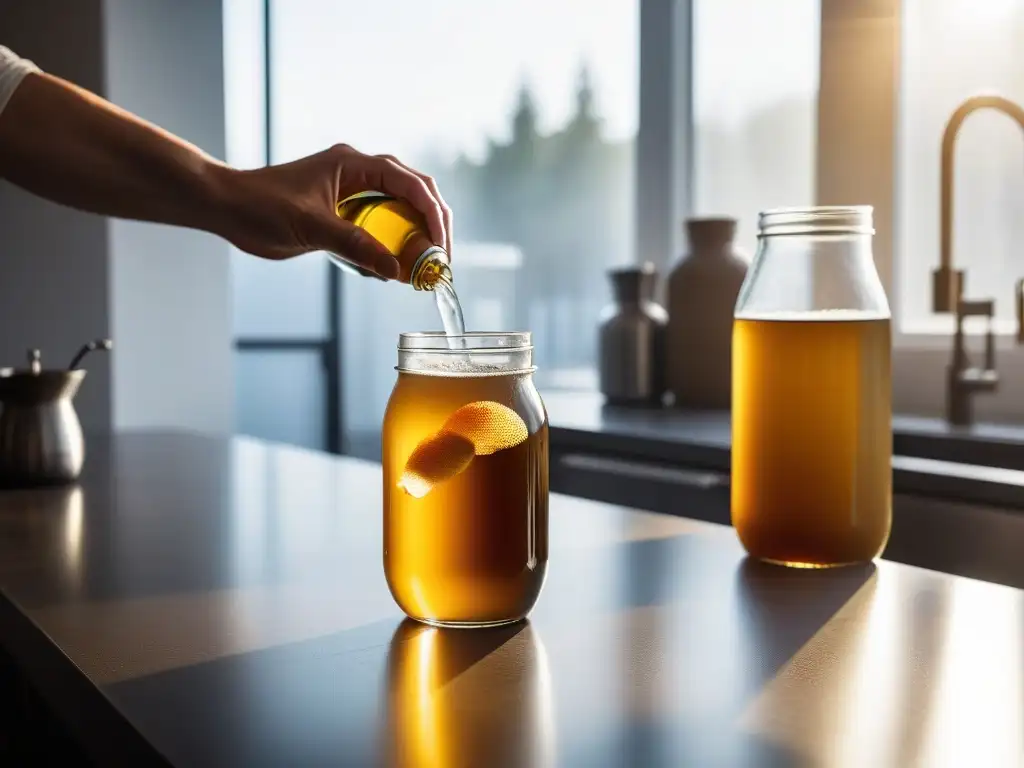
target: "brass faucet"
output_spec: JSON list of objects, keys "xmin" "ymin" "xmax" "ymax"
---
[{"xmin": 931, "ymin": 95, "xmax": 1024, "ymax": 426}]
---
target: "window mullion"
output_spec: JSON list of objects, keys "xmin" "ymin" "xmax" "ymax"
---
[
  {"xmin": 815, "ymin": 0, "xmax": 900, "ymax": 304},
  {"xmin": 636, "ymin": 0, "xmax": 694, "ymax": 286}
]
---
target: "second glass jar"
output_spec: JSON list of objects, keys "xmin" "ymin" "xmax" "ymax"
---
[{"xmin": 731, "ymin": 206, "xmax": 892, "ymax": 567}]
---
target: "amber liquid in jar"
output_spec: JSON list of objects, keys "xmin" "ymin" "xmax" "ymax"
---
[
  {"xmin": 383, "ymin": 369, "xmax": 548, "ymax": 627},
  {"xmin": 731, "ymin": 312, "xmax": 892, "ymax": 567}
]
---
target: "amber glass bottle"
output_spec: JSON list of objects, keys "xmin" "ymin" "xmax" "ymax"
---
[{"xmin": 334, "ymin": 191, "xmax": 451, "ymax": 290}]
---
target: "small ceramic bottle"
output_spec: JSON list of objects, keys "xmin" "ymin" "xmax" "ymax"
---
[
  {"xmin": 666, "ymin": 218, "xmax": 748, "ymax": 409},
  {"xmin": 598, "ymin": 263, "xmax": 668, "ymax": 406}
]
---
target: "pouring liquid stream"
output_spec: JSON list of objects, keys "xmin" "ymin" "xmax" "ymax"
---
[
  {"xmin": 329, "ymin": 191, "xmax": 468, "ymax": 348},
  {"xmin": 327, "ymin": 256, "xmax": 467, "ymax": 349},
  {"xmin": 434, "ymin": 276, "xmax": 467, "ymax": 350}
]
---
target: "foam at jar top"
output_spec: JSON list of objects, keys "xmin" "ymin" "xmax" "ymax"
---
[
  {"xmin": 397, "ymin": 332, "xmax": 534, "ymax": 377},
  {"xmin": 398, "ymin": 353, "xmax": 535, "ymax": 377},
  {"xmin": 734, "ymin": 308, "xmax": 891, "ymax": 322}
]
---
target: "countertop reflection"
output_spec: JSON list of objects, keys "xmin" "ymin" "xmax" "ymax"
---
[
  {"xmin": 0, "ymin": 432, "xmax": 1019, "ymax": 767},
  {"xmin": 384, "ymin": 620, "xmax": 554, "ymax": 768}
]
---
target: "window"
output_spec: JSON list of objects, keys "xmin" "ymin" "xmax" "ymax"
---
[
  {"xmin": 693, "ymin": 0, "xmax": 820, "ymax": 256},
  {"xmin": 788, "ymin": 0, "xmax": 1024, "ymax": 422},
  {"xmin": 828, "ymin": 0, "xmax": 1024, "ymax": 421},
  {"xmin": 269, "ymin": 0, "xmax": 639, "ymax": 453},
  {"xmin": 897, "ymin": 0, "xmax": 1024, "ymax": 335},
  {"xmin": 227, "ymin": 0, "xmax": 1024, "ymax": 441}
]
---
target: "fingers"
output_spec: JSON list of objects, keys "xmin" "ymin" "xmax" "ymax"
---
[
  {"xmin": 377, "ymin": 154, "xmax": 453, "ymax": 255},
  {"xmin": 330, "ymin": 144, "xmax": 452, "ymax": 258},
  {"xmin": 316, "ymin": 215, "xmax": 400, "ymax": 280},
  {"xmin": 367, "ymin": 155, "xmax": 448, "ymax": 252}
]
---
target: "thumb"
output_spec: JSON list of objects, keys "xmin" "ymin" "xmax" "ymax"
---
[{"xmin": 315, "ymin": 216, "xmax": 401, "ymax": 280}]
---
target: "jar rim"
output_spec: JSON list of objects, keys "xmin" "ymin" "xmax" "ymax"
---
[
  {"xmin": 398, "ymin": 331, "xmax": 532, "ymax": 353},
  {"xmin": 396, "ymin": 332, "xmax": 535, "ymax": 376},
  {"xmin": 758, "ymin": 206, "xmax": 874, "ymax": 237}
]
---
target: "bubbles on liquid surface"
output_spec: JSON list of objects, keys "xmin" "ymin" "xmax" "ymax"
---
[{"xmin": 401, "ymin": 354, "xmax": 523, "ymax": 377}]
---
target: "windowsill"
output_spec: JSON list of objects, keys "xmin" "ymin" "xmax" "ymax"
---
[
  {"xmin": 894, "ymin": 329, "xmax": 1024, "ymax": 353},
  {"xmin": 545, "ymin": 389, "xmax": 1024, "ymax": 451},
  {"xmin": 541, "ymin": 390, "xmax": 1024, "ymax": 509},
  {"xmin": 898, "ymin": 318, "xmax": 1021, "ymax": 336}
]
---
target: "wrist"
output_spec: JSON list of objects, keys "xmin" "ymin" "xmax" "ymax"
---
[{"xmin": 199, "ymin": 161, "xmax": 245, "ymax": 240}]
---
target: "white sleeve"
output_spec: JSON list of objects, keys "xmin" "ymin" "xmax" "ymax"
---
[{"xmin": 0, "ymin": 46, "xmax": 41, "ymax": 118}]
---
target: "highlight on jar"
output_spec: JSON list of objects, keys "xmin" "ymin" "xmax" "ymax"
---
[{"xmin": 398, "ymin": 401, "xmax": 530, "ymax": 498}]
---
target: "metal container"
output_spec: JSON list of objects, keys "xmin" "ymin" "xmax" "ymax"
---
[
  {"xmin": 598, "ymin": 263, "xmax": 668, "ymax": 406},
  {"xmin": 0, "ymin": 349, "xmax": 88, "ymax": 487}
]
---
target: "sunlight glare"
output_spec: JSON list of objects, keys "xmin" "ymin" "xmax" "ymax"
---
[{"xmin": 951, "ymin": 0, "xmax": 1019, "ymax": 27}]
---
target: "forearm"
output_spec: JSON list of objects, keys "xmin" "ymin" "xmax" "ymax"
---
[{"xmin": 0, "ymin": 72, "xmax": 233, "ymax": 235}]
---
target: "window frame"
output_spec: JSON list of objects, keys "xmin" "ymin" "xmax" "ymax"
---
[{"xmin": 636, "ymin": 0, "xmax": 694, "ymax": 284}]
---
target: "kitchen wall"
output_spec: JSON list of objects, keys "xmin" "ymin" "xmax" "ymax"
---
[
  {"xmin": 0, "ymin": 0, "xmax": 112, "ymax": 431},
  {"xmin": 0, "ymin": 0, "xmax": 233, "ymax": 434}
]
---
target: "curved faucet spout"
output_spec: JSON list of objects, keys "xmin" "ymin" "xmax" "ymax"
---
[{"xmin": 933, "ymin": 94, "xmax": 1024, "ymax": 316}]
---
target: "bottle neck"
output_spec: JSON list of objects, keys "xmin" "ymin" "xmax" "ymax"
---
[
  {"xmin": 409, "ymin": 246, "xmax": 451, "ymax": 291},
  {"xmin": 737, "ymin": 231, "xmax": 889, "ymax": 318},
  {"xmin": 686, "ymin": 218, "xmax": 736, "ymax": 255},
  {"xmin": 610, "ymin": 268, "xmax": 656, "ymax": 305}
]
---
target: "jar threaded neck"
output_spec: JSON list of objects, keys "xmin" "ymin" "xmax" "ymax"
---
[{"xmin": 758, "ymin": 206, "xmax": 874, "ymax": 237}]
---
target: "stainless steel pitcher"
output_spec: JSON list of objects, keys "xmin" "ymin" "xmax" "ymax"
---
[{"xmin": 0, "ymin": 347, "xmax": 95, "ymax": 487}]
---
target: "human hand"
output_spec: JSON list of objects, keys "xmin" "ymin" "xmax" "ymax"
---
[{"xmin": 215, "ymin": 144, "xmax": 452, "ymax": 280}]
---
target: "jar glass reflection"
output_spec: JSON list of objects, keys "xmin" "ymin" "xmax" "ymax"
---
[{"xmin": 383, "ymin": 619, "xmax": 555, "ymax": 767}]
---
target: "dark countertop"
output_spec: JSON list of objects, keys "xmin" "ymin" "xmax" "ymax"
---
[
  {"xmin": 1, "ymin": 431, "xmax": 1022, "ymax": 766},
  {"xmin": 540, "ymin": 391, "xmax": 1024, "ymax": 590}
]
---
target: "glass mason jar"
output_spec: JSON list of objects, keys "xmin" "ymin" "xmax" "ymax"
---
[
  {"xmin": 731, "ymin": 206, "xmax": 892, "ymax": 567},
  {"xmin": 382, "ymin": 332, "xmax": 549, "ymax": 627}
]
